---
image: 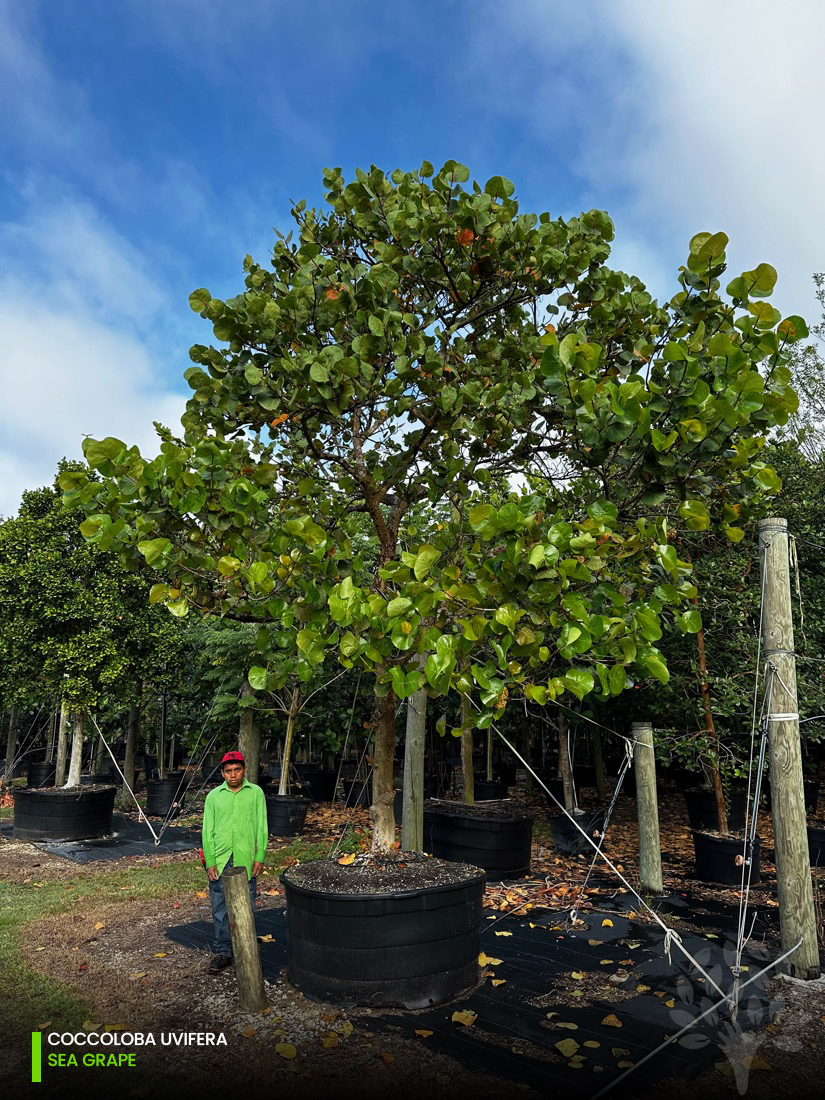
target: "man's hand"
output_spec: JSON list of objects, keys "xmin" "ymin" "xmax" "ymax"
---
[
  {"xmin": 207, "ymin": 865, "xmax": 220, "ymax": 882},
  {"xmin": 251, "ymin": 861, "xmax": 263, "ymax": 879}
]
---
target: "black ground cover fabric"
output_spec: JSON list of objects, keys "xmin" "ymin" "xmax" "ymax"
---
[
  {"xmin": 0, "ymin": 813, "xmax": 201, "ymax": 861},
  {"xmin": 165, "ymin": 894, "xmax": 780, "ymax": 1096}
]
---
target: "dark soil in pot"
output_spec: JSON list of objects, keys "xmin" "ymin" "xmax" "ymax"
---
[
  {"xmin": 548, "ymin": 807, "xmax": 607, "ymax": 855},
  {"xmin": 422, "ymin": 798, "xmax": 534, "ymax": 879},
  {"xmin": 281, "ymin": 853, "xmax": 485, "ymax": 1009},
  {"xmin": 265, "ymin": 792, "xmax": 309, "ymax": 836},
  {"xmin": 691, "ymin": 829, "xmax": 761, "ymax": 885},
  {"xmin": 12, "ymin": 785, "xmax": 116, "ymax": 841}
]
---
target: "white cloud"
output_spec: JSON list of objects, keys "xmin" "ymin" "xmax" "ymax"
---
[{"xmin": 0, "ymin": 195, "xmax": 186, "ymax": 519}]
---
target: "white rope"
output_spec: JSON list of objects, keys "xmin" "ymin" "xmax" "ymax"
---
[
  {"xmin": 493, "ymin": 725, "xmax": 729, "ymax": 1001},
  {"xmin": 590, "ymin": 937, "xmax": 804, "ymax": 1099},
  {"xmin": 89, "ymin": 713, "xmax": 161, "ymax": 844}
]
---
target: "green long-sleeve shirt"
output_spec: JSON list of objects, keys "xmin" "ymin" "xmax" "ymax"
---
[{"xmin": 202, "ymin": 778, "xmax": 267, "ymax": 877}]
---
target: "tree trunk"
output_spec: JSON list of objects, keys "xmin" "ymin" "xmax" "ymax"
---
[
  {"xmin": 46, "ymin": 704, "xmax": 58, "ymax": 763},
  {"xmin": 55, "ymin": 700, "xmax": 70, "ymax": 786},
  {"xmin": 633, "ymin": 721, "xmax": 663, "ymax": 894},
  {"xmin": 558, "ymin": 713, "xmax": 576, "ymax": 811},
  {"xmin": 93, "ymin": 731, "xmax": 106, "ymax": 773},
  {"xmin": 65, "ymin": 712, "xmax": 85, "ymax": 787},
  {"xmin": 486, "ymin": 727, "xmax": 494, "ymax": 782},
  {"xmin": 370, "ymin": 687, "xmax": 396, "ymax": 852},
  {"xmin": 239, "ymin": 680, "xmax": 260, "ymax": 785},
  {"xmin": 278, "ymin": 688, "xmax": 300, "ymax": 796},
  {"xmin": 401, "ymin": 677, "xmax": 426, "ymax": 853},
  {"xmin": 3, "ymin": 705, "xmax": 20, "ymax": 787},
  {"xmin": 592, "ymin": 728, "xmax": 607, "ymax": 802},
  {"xmin": 120, "ymin": 696, "xmax": 141, "ymax": 811},
  {"xmin": 460, "ymin": 695, "xmax": 474, "ymax": 805},
  {"xmin": 694, "ymin": 605, "xmax": 728, "ymax": 835}
]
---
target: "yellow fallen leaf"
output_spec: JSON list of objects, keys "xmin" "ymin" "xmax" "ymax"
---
[
  {"xmin": 415, "ymin": 1030, "xmax": 433, "ymax": 1038},
  {"xmin": 153, "ymin": 952, "xmax": 167, "ymax": 958},
  {"xmin": 743, "ymin": 1056, "xmax": 771, "ymax": 1071},
  {"xmin": 557, "ymin": 1022, "xmax": 578, "ymax": 1030},
  {"xmin": 494, "ymin": 931, "xmax": 512, "ymax": 937},
  {"xmin": 94, "ymin": 922, "xmax": 105, "ymax": 930},
  {"xmin": 617, "ymin": 1060, "xmax": 634, "ymax": 1068},
  {"xmin": 555, "ymin": 1038, "xmax": 580, "ymax": 1058},
  {"xmin": 38, "ymin": 1021, "xmax": 52, "ymax": 1030},
  {"xmin": 257, "ymin": 934, "xmax": 274, "ymax": 943},
  {"xmin": 567, "ymin": 1061, "xmax": 584, "ymax": 1069},
  {"xmin": 715, "ymin": 1062, "xmax": 736, "ymax": 1078},
  {"xmin": 663, "ymin": 998, "xmax": 675, "ymax": 1008},
  {"xmin": 337, "ymin": 853, "xmax": 356, "ymax": 865},
  {"xmin": 241, "ymin": 1026, "xmax": 257, "ymax": 1038},
  {"xmin": 602, "ymin": 919, "xmax": 614, "ymax": 928},
  {"xmin": 571, "ymin": 971, "xmax": 585, "ymax": 980},
  {"xmin": 593, "ymin": 1066, "xmax": 605, "ymax": 1074},
  {"xmin": 600, "ymin": 959, "xmax": 612, "ymax": 965},
  {"xmin": 335, "ymin": 1021, "xmax": 353, "ymax": 1037},
  {"xmin": 129, "ymin": 972, "xmax": 148, "ymax": 979},
  {"xmin": 636, "ymin": 984, "xmax": 650, "ymax": 993},
  {"xmin": 195, "ymin": 890, "xmax": 207, "ymax": 899},
  {"xmin": 583, "ymin": 1040, "xmax": 600, "ymax": 1048},
  {"xmin": 491, "ymin": 979, "xmax": 506, "ymax": 987},
  {"xmin": 451, "ymin": 1010, "xmax": 477, "ymax": 1027},
  {"xmin": 612, "ymin": 1047, "xmax": 630, "ymax": 1057},
  {"xmin": 322, "ymin": 1034, "xmax": 339, "ymax": 1049},
  {"xmin": 35, "ymin": 947, "xmax": 46, "ymax": 952},
  {"xmin": 378, "ymin": 1052, "xmax": 394, "ymax": 1064},
  {"xmin": 82, "ymin": 1021, "xmax": 99, "ymax": 1031},
  {"xmin": 104, "ymin": 1025, "xmax": 127, "ymax": 1032},
  {"xmin": 546, "ymin": 1012, "xmax": 558, "ymax": 1019},
  {"xmin": 602, "ymin": 1014, "xmax": 622, "ymax": 1027},
  {"xmin": 478, "ymin": 952, "xmax": 502, "ymax": 967},
  {"xmin": 588, "ymin": 939, "xmax": 601, "ymax": 946},
  {"xmin": 276, "ymin": 1043, "xmax": 297, "ymax": 1059}
]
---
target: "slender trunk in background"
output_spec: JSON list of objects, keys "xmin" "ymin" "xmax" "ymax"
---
[
  {"xmin": 157, "ymin": 689, "xmax": 167, "ymax": 780},
  {"xmin": 65, "ymin": 712, "xmax": 85, "ymax": 787},
  {"xmin": 93, "ymin": 731, "xmax": 106, "ymax": 773},
  {"xmin": 278, "ymin": 688, "xmax": 300, "ymax": 796},
  {"xmin": 558, "ymin": 713, "xmax": 576, "ymax": 812},
  {"xmin": 3, "ymin": 705, "xmax": 20, "ymax": 787},
  {"xmin": 592, "ymin": 728, "xmax": 607, "ymax": 802},
  {"xmin": 460, "ymin": 695, "xmax": 474, "ymax": 805},
  {"xmin": 486, "ymin": 727, "xmax": 494, "ymax": 781},
  {"xmin": 694, "ymin": 598, "xmax": 729, "ymax": 835},
  {"xmin": 238, "ymin": 680, "xmax": 260, "ymax": 786},
  {"xmin": 46, "ymin": 704, "xmax": 58, "ymax": 763},
  {"xmin": 120, "ymin": 692, "xmax": 141, "ymax": 810},
  {"xmin": 55, "ymin": 701, "xmax": 70, "ymax": 786}
]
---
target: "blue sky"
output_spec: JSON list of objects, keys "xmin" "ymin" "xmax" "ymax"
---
[{"xmin": 1, "ymin": 0, "xmax": 824, "ymax": 517}]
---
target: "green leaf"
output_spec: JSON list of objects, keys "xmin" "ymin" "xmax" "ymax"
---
[
  {"xmin": 310, "ymin": 362, "xmax": 329, "ymax": 383},
  {"xmin": 679, "ymin": 608, "xmax": 702, "ymax": 633},
  {"xmin": 166, "ymin": 599, "xmax": 189, "ymax": 618},
  {"xmin": 484, "ymin": 175, "xmax": 516, "ymax": 199},
  {"xmin": 608, "ymin": 665, "xmax": 626, "ymax": 695},
  {"xmin": 742, "ymin": 262, "xmax": 777, "ymax": 298},
  {"xmin": 368, "ymin": 315, "xmax": 385, "ymax": 337},
  {"xmin": 777, "ymin": 315, "xmax": 809, "ymax": 342},
  {"xmin": 149, "ymin": 583, "xmax": 168, "ymax": 605},
  {"xmin": 678, "ymin": 499, "xmax": 710, "ymax": 531},
  {"xmin": 414, "ymin": 545, "xmax": 441, "ymax": 580},
  {"xmin": 468, "ymin": 504, "xmax": 494, "ymax": 530},
  {"xmin": 419, "ymin": 160, "xmax": 434, "ymax": 178},
  {"xmin": 644, "ymin": 654, "xmax": 670, "ymax": 684},
  {"xmin": 217, "ymin": 555, "xmax": 241, "ymax": 576},
  {"xmin": 528, "ymin": 544, "xmax": 546, "ymax": 567},
  {"xmin": 387, "ymin": 596, "xmax": 413, "ymax": 618},
  {"xmin": 188, "ymin": 288, "xmax": 211, "ymax": 314},
  {"xmin": 248, "ymin": 666, "xmax": 268, "ymax": 691},
  {"xmin": 562, "ymin": 668, "xmax": 594, "ymax": 701},
  {"xmin": 244, "ymin": 365, "xmax": 263, "ymax": 385},
  {"xmin": 137, "ymin": 538, "xmax": 172, "ymax": 566}
]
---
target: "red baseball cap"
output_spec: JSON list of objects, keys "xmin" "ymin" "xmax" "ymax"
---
[{"xmin": 220, "ymin": 751, "xmax": 246, "ymax": 766}]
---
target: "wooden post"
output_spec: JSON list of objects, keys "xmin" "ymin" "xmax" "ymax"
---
[
  {"xmin": 65, "ymin": 712, "xmax": 85, "ymax": 787},
  {"xmin": 558, "ymin": 713, "xmax": 576, "ymax": 811},
  {"xmin": 222, "ymin": 867, "xmax": 267, "ymax": 1012},
  {"xmin": 3, "ymin": 705, "xmax": 20, "ymax": 786},
  {"xmin": 120, "ymin": 694, "xmax": 140, "ymax": 810},
  {"xmin": 277, "ymin": 688, "xmax": 300, "ymax": 796},
  {"xmin": 460, "ymin": 695, "xmax": 474, "ymax": 804},
  {"xmin": 759, "ymin": 518, "xmax": 820, "ymax": 979},
  {"xmin": 633, "ymin": 721, "xmax": 663, "ymax": 895},
  {"xmin": 401, "ymin": 678, "xmax": 426, "ymax": 853}
]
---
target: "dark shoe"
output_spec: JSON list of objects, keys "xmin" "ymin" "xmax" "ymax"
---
[{"xmin": 208, "ymin": 955, "xmax": 232, "ymax": 975}]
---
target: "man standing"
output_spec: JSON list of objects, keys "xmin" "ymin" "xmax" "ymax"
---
[{"xmin": 202, "ymin": 750, "xmax": 267, "ymax": 975}]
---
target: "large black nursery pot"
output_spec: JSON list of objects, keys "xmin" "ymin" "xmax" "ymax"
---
[
  {"xmin": 807, "ymin": 825, "xmax": 825, "ymax": 868},
  {"xmin": 548, "ymin": 807, "xmax": 607, "ymax": 856},
  {"xmin": 683, "ymin": 787, "xmax": 747, "ymax": 832},
  {"xmin": 265, "ymin": 793, "xmax": 309, "ymax": 837},
  {"xmin": 423, "ymin": 801, "xmax": 534, "ymax": 879},
  {"xmin": 472, "ymin": 778, "xmax": 508, "ymax": 800},
  {"xmin": 281, "ymin": 856, "xmax": 485, "ymax": 1009},
  {"xmin": 341, "ymin": 776, "xmax": 372, "ymax": 807},
  {"xmin": 13, "ymin": 786, "xmax": 116, "ymax": 841},
  {"xmin": 145, "ymin": 779, "xmax": 185, "ymax": 817},
  {"xmin": 294, "ymin": 765, "xmax": 338, "ymax": 803},
  {"xmin": 80, "ymin": 772, "xmax": 117, "ymax": 786},
  {"xmin": 691, "ymin": 829, "xmax": 761, "ymax": 885},
  {"xmin": 27, "ymin": 762, "xmax": 56, "ymax": 788}
]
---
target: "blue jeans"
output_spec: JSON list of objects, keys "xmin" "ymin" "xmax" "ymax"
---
[{"xmin": 208, "ymin": 855, "xmax": 257, "ymax": 956}]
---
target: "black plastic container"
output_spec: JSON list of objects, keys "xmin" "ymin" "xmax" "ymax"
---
[
  {"xmin": 342, "ymin": 777, "xmax": 372, "ymax": 806},
  {"xmin": 807, "ymin": 825, "xmax": 825, "ymax": 868},
  {"xmin": 145, "ymin": 779, "xmax": 185, "ymax": 817},
  {"xmin": 13, "ymin": 786, "xmax": 116, "ymax": 841},
  {"xmin": 683, "ymin": 787, "xmax": 747, "ymax": 832},
  {"xmin": 539, "ymin": 776, "xmax": 565, "ymax": 805},
  {"xmin": 472, "ymin": 778, "xmax": 507, "ymax": 800},
  {"xmin": 27, "ymin": 762, "xmax": 56, "ymax": 788},
  {"xmin": 548, "ymin": 808, "xmax": 606, "ymax": 855},
  {"xmin": 691, "ymin": 830, "xmax": 761, "ymax": 885},
  {"xmin": 423, "ymin": 807, "xmax": 533, "ymax": 878},
  {"xmin": 265, "ymin": 793, "xmax": 309, "ymax": 837},
  {"xmin": 281, "ymin": 865, "xmax": 485, "ymax": 1009},
  {"xmin": 295, "ymin": 766, "xmax": 338, "ymax": 803},
  {"xmin": 80, "ymin": 773, "xmax": 116, "ymax": 786}
]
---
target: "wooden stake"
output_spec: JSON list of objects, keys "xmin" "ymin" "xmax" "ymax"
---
[
  {"xmin": 223, "ymin": 867, "xmax": 267, "ymax": 1012},
  {"xmin": 558, "ymin": 713, "xmax": 576, "ymax": 811},
  {"xmin": 633, "ymin": 721, "xmax": 663, "ymax": 895},
  {"xmin": 460, "ymin": 694, "xmax": 474, "ymax": 804},
  {"xmin": 759, "ymin": 517, "xmax": 820, "ymax": 979},
  {"xmin": 55, "ymin": 700, "xmax": 70, "ymax": 786},
  {"xmin": 401, "ymin": 676, "xmax": 426, "ymax": 853}
]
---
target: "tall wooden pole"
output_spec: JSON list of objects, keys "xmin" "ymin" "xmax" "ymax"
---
[
  {"xmin": 3, "ymin": 705, "xmax": 20, "ymax": 786},
  {"xmin": 55, "ymin": 700, "xmax": 70, "ymax": 786},
  {"xmin": 632, "ymin": 721, "xmax": 663, "ymax": 895},
  {"xmin": 401, "ymin": 677, "xmax": 426, "ymax": 853},
  {"xmin": 460, "ymin": 694, "xmax": 474, "ymax": 804},
  {"xmin": 223, "ymin": 867, "xmax": 266, "ymax": 1012},
  {"xmin": 759, "ymin": 518, "xmax": 820, "ymax": 979}
]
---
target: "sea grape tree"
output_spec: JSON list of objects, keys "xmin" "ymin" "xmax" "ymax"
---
[{"xmin": 66, "ymin": 162, "xmax": 800, "ymax": 849}]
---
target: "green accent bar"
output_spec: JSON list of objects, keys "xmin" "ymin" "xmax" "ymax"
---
[{"xmin": 32, "ymin": 1032, "xmax": 41, "ymax": 1083}]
